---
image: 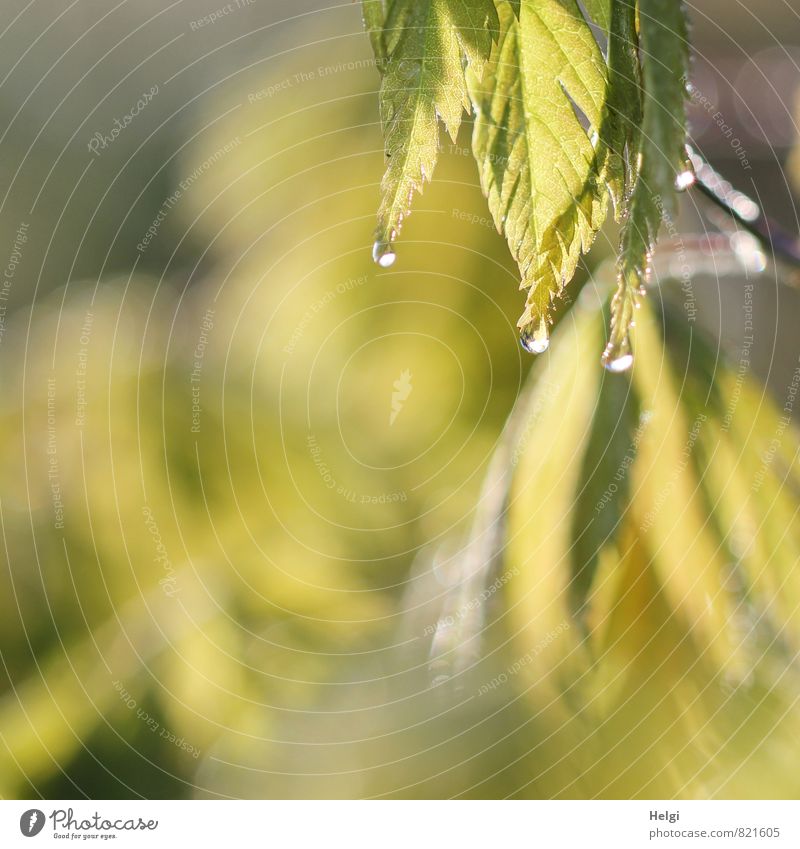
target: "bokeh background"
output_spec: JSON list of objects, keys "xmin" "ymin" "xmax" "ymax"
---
[{"xmin": 1, "ymin": 0, "xmax": 799, "ymax": 799}]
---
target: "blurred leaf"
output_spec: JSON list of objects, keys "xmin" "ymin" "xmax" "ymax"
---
[
  {"xmin": 496, "ymin": 286, "xmax": 800, "ymax": 798},
  {"xmin": 569, "ymin": 362, "xmax": 639, "ymax": 624},
  {"xmin": 0, "ymin": 37, "xmax": 530, "ymax": 797}
]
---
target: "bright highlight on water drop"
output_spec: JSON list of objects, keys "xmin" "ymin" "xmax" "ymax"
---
[
  {"xmin": 605, "ymin": 352, "xmax": 634, "ymax": 373},
  {"xmin": 601, "ymin": 331, "xmax": 634, "ymax": 373},
  {"xmin": 372, "ymin": 239, "xmax": 396, "ymax": 268},
  {"xmin": 675, "ymin": 168, "xmax": 696, "ymax": 191},
  {"xmin": 519, "ymin": 318, "xmax": 550, "ymax": 354},
  {"xmin": 675, "ymin": 149, "xmax": 697, "ymax": 191}
]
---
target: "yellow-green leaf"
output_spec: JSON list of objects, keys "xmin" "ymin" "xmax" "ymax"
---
[
  {"xmin": 467, "ymin": 0, "xmax": 611, "ymax": 335},
  {"xmin": 369, "ymin": 0, "xmax": 498, "ymax": 264}
]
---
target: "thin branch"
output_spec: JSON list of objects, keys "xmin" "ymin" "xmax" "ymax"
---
[{"xmin": 688, "ymin": 145, "xmax": 800, "ymax": 267}]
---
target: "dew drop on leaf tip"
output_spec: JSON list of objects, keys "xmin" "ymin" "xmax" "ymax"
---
[
  {"xmin": 519, "ymin": 318, "xmax": 549, "ymax": 355},
  {"xmin": 601, "ymin": 334, "xmax": 634, "ymax": 373},
  {"xmin": 372, "ymin": 238, "xmax": 396, "ymax": 268},
  {"xmin": 605, "ymin": 352, "xmax": 634, "ymax": 373},
  {"xmin": 675, "ymin": 154, "xmax": 697, "ymax": 191}
]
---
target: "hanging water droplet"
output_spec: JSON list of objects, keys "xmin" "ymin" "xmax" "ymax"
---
[
  {"xmin": 675, "ymin": 153, "xmax": 696, "ymax": 191},
  {"xmin": 519, "ymin": 317, "xmax": 549, "ymax": 354},
  {"xmin": 675, "ymin": 168, "xmax": 696, "ymax": 191},
  {"xmin": 601, "ymin": 332, "xmax": 634, "ymax": 373},
  {"xmin": 604, "ymin": 351, "xmax": 634, "ymax": 373},
  {"xmin": 372, "ymin": 238, "xmax": 396, "ymax": 268}
]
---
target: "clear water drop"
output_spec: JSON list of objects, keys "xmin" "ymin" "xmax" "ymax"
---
[
  {"xmin": 675, "ymin": 155, "xmax": 696, "ymax": 191},
  {"xmin": 675, "ymin": 168, "xmax": 696, "ymax": 191},
  {"xmin": 604, "ymin": 351, "xmax": 634, "ymax": 373},
  {"xmin": 519, "ymin": 317, "xmax": 549, "ymax": 354},
  {"xmin": 372, "ymin": 238, "xmax": 396, "ymax": 268},
  {"xmin": 601, "ymin": 332, "xmax": 634, "ymax": 373}
]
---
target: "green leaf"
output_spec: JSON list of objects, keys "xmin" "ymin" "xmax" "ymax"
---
[
  {"xmin": 362, "ymin": 0, "xmax": 387, "ymax": 70},
  {"xmin": 467, "ymin": 0, "xmax": 611, "ymax": 334},
  {"xmin": 363, "ymin": 0, "xmax": 692, "ymax": 369},
  {"xmin": 569, "ymin": 356, "xmax": 639, "ymax": 625},
  {"xmin": 447, "ymin": 0, "xmax": 499, "ymax": 72},
  {"xmin": 369, "ymin": 0, "xmax": 498, "ymax": 261},
  {"xmin": 580, "ymin": 0, "xmax": 611, "ymax": 32},
  {"xmin": 637, "ymin": 0, "xmax": 692, "ymax": 211},
  {"xmin": 598, "ymin": 0, "xmax": 642, "ymax": 209},
  {"xmin": 603, "ymin": 0, "xmax": 690, "ymax": 369}
]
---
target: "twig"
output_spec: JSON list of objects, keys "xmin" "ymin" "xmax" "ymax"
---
[{"xmin": 688, "ymin": 145, "xmax": 800, "ymax": 267}]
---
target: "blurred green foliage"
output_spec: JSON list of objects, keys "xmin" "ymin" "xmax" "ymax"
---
[
  {"xmin": 0, "ymin": 22, "xmax": 798, "ymax": 801},
  {"xmin": 0, "ymin": 32, "xmax": 529, "ymax": 798},
  {"xmin": 502, "ymin": 297, "xmax": 800, "ymax": 798}
]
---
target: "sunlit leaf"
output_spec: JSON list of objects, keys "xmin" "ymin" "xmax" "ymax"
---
[
  {"xmin": 363, "ymin": 0, "xmax": 694, "ymax": 367},
  {"xmin": 467, "ymin": 0, "xmax": 611, "ymax": 337},
  {"xmin": 369, "ymin": 0, "xmax": 498, "ymax": 263},
  {"xmin": 604, "ymin": 0, "xmax": 690, "ymax": 369}
]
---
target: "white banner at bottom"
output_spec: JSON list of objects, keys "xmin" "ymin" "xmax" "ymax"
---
[{"xmin": 1, "ymin": 800, "xmax": 797, "ymax": 848}]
